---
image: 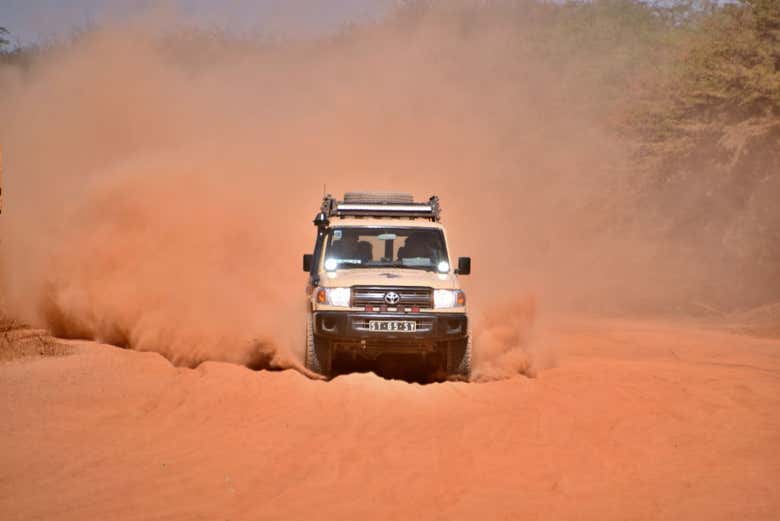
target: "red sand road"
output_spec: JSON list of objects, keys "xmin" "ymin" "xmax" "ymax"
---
[{"xmin": 1, "ymin": 317, "xmax": 779, "ymax": 520}]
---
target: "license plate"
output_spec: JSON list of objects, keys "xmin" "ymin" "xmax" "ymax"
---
[{"xmin": 368, "ymin": 320, "xmax": 417, "ymax": 332}]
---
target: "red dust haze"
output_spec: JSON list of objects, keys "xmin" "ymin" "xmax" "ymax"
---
[{"xmin": 0, "ymin": 12, "xmax": 664, "ymax": 375}]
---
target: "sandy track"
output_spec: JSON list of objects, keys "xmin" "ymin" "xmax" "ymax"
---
[{"xmin": 1, "ymin": 318, "xmax": 779, "ymax": 520}]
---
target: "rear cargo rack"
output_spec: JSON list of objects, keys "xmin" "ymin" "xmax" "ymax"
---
[{"xmin": 319, "ymin": 193, "xmax": 441, "ymax": 222}]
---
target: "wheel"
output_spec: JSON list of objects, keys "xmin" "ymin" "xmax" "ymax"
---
[
  {"xmin": 446, "ymin": 334, "xmax": 472, "ymax": 381},
  {"xmin": 304, "ymin": 314, "xmax": 332, "ymax": 378},
  {"xmin": 343, "ymin": 192, "xmax": 414, "ymax": 204}
]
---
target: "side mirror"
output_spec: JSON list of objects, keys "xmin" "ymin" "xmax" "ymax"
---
[
  {"xmin": 302, "ymin": 254, "xmax": 313, "ymax": 272},
  {"xmin": 456, "ymin": 257, "xmax": 471, "ymax": 275}
]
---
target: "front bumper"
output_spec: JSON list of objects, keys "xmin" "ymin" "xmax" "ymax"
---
[{"xmin": 312, "ymin": 311, "xmax": 468, "ymax": 344}]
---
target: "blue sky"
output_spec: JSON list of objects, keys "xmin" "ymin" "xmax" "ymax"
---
[{"xmin": 0, "ymin": 0, "xmax": 394, "ymax": 46}]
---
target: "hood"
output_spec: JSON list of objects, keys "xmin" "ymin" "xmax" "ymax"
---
[{"xmin": 319, "ymin": 268, "xmax": 459, "ymax": 290}]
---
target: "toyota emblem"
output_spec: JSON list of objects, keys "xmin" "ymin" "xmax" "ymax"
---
[{"xmin": 384, "ymin": 291, "xmax": 400, "ymax": 305}]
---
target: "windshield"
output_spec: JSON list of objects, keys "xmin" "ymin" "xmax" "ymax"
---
[{"xmin": 323, "ymin": 227, "xmax": 449, "ymax": 271}]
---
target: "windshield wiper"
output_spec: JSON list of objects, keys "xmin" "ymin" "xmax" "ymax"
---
[
  {"xmin": 367, "ymin": 263, "xmax": 435, "ymax": 271},
  {"xmin": 335, "ymin": 261, "xmax": 434, "ymax": 271}
]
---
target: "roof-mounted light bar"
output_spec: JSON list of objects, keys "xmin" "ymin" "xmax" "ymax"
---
[
  {"xmin": 318, "ymin": 193, "xmax": 441, "ymax": 222},
  {"xmin": 337, "ymin": 204, "xmax": 432, "ymax": 212}
]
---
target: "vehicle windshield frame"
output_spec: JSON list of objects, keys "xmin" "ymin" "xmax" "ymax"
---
[{"xmin": 322, "ymin": 226, "xmax": 449, "ymax": 272}]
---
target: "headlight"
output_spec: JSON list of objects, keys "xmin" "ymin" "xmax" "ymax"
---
[
  {"xmin": 317, "ymin": 287, "xmax": 351, "ymax": 307},
  {"xmin": 433, "ymin": 289, "xmax": 466, "ymax": 309},
  {"xmin": 324, "ymin": 258, "xmax": 339, "ymax": 271}
]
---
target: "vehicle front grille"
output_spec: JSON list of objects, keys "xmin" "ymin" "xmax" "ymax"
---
[{"xmin": 351, "ymin": 286, "xmax": 433, "ymax": 308}]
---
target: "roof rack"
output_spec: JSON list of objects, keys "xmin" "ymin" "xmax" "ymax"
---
[{"xmin": 319, "ymin": 193, "xmax": 441, "ymax": 222}]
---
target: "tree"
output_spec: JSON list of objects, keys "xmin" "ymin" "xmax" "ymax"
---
[
  {"xmin": 0, "ymin": 27, "xmax": 9, "ymax": 51},
  {"xmin": 623, "ymin": 0, "xmax": 780, "ymax": 307},
  {"xmin": 629, "ymin": 0, "xmax": 780, "ymax": 162}
]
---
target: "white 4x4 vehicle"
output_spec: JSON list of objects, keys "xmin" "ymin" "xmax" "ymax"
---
[{"xmin": 302, "ymin": 192, "xmax": 472, "ymax": 380}]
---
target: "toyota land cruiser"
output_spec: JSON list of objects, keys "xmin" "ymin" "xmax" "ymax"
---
[{"xmin": 302, "ymin": 192, "xmax": 472, "ymax": 380}]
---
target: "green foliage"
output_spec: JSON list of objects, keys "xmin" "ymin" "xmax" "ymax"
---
[
  {"xmin": 629, "ymin": 0, "xmax": 780, "ymax": 157},
  {"xmin": 682, "ymin": 2, "xmax": 779, "ymax": 120},
  {"xmin": 0, "ymin": 27, "xmax": 9, "ymax": 50},
  {"xmin": 622, "ymin": 0, "xmax": 780, "ymax": 306}
]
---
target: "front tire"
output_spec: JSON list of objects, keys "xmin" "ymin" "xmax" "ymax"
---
[
  {"xmin": 304, "ymin": 315, "xmax": 332, "ymax": 378},
  {"xmin": 446, "ymin": 334, "xmax": 472, "ymax": 381}
]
